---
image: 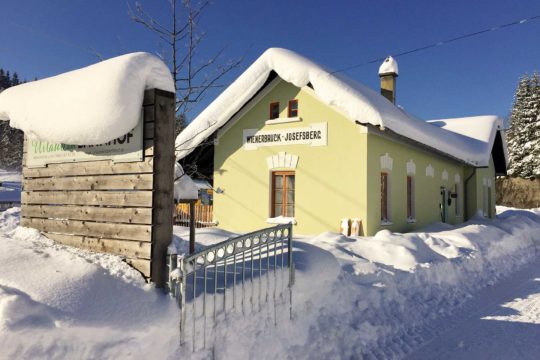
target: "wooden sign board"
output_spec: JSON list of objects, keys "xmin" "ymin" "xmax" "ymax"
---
[
  {"xmin": 20, "ymin": 89, "xmax": 175, "ymax": 287},
  {"xmin": 26, "ymin": 115, "xmax": 144, "ymax": 168}
]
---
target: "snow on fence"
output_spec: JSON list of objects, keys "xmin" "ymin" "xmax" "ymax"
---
[
  {"xmin": 167, "ymin": 223, "xmax": 295, "ymax": 351},
  {"xmin": 20, "ymin": 89, "xmax": 176, "ymax": 286}
]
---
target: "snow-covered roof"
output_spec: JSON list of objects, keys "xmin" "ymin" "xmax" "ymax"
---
[
  {"xmin": 427, "ymin": 116, "xmax": 508, "ymax": 167},
  {"xmin": 193, "ymin": 179, "xmax": 212, "ymax": 190},
  {"xmin": 378, "ymin": 56, "xmax": 399, "ymax": 76},
  {"xmin": 0, "ymin": 53, "xmax": 174, "ymax": 145},
  {"xmin": 173, "ymin": 164, "xmax": 198, "ymax": 201},
  {"xmin": 175, "ymin": 48, "xmax": 504, "ymax": 167}
]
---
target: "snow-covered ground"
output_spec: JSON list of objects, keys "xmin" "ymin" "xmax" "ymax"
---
[
  {"xmin": 0, "ymin": 208, "xmax": 180, "ymax": 359},
  {"xmin": 406, "ymin": 261, "xmax": 540, "ymax": 359},
  {"xmin": 1, "ymin": 206, "xmax": 539, "ymax": 359},
  {"xmin": 0, "ymin": 169, "xmax": 21, "ymax": 182}
]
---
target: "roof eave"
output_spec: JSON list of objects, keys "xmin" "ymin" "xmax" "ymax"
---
[{"xmin": 360, "ymin": 122, "xmax": 480, "ymax": 167}]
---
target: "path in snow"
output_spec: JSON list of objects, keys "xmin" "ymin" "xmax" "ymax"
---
[{"xmin": 406, "ymin": 259, "xmax": 540, "ymax": 360}]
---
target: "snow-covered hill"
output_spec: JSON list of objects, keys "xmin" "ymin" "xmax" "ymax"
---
[
  {"xmin": 0, "ymin": 206, "xmax": 539, "ymax": 359},
  {"xmin": 0, "ymin": 169, "xmax": 20, "ymax": 182}
]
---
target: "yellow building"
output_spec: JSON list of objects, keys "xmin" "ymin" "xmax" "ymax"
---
[{"xmin": 176, "ymin": 49, "xmax": 507, "ymax": 236}]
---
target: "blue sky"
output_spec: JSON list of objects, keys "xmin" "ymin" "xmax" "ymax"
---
[{"xmin": 1, "ymin": 0, "xmax": 540, "ymax": 123}]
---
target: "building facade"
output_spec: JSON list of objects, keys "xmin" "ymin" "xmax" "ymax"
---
[{"xmin": 176, "ymin": 48, "xmax": 506, "ymax": 236}]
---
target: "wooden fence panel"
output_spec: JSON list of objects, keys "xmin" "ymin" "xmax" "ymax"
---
[
  {"xmin": 175, "ymin": 203, "xmax": 215, "ymax": 228},
  {"xmin": 21, "ymin": 89, "xmax": 175, "ymax": 284},
  {"xmin": 21, "ymin": 190, "xmax": 153, "ymax": 207},
  {"xmin": 21, "ymin": 217, "xmax": 152, "ymax": 241},
  {"xmin": 23, "ymin": 174, "xmax": 154, "ymax": 191},
  {"xmin": 22, "ymin": 205, "xmax": 152, "ymax": 224},
  {"xmin": 43, "ymin": 233, "xmax": 151, "ymax": 259},
  {"xmin": 22, "ymin": 158, "xmax": 154, "ymax": 178}
]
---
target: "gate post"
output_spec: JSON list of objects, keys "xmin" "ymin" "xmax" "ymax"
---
[
  {"xmin": 179, "ymin": 258, "xmax": 187, "ymax": 345},
  {"xmin": 287, "ymin": 223, "xmax": 294, "ymax": 320},
  {"xmin": 148, "ymin": 89, "xmax": 176, "ymax": 287},
  {"xmin": 287, "ymin": 223, "xmax": 294, "ymax": 287}
]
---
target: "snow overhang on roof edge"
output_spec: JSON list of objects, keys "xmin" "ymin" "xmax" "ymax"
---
[{"xmin": 175, "ymin": 47, "xmax": 501, "ymax": 168}]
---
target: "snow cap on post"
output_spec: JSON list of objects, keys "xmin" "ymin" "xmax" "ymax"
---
[
  {"xmin": 173, "ymin": 163, "xmax": 198, "ymax": 201},
  {"xmin": 0, "ymin": 52, "xmax": 174, "ymax": 145},
  {"xmin": 379, "ymin": 56, "xmax": 399, "ymax": 104},
  {"xmin": 378, "ymin": 56, "xmax": 399, "ymax": 76}
]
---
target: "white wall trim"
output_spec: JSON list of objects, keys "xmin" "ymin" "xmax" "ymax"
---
[
  {"xmin": 267, "ymin": 152, "xmax": 299, "ymax": 170},
  {"xmin": 406, "ymin": 159, "xmax": 416, "ymax": 175},
  {"xmin": 442, "ymin": 169, "xmax": 448, "ymax": 181},
  {"xmin": 265, "ymin": 117, "xmax": 302, "ymax": 125},
  {"xmin": 426, "ymin": 164, "xmax": 434, "ymax": 177},
  {"xmin": 380, "ymin": 153, "xmax": 393, "ymax": 171}
]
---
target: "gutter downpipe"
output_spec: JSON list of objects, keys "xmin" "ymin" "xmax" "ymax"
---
[{"xmin": 463, "ymin": 167, "xmax": 476, "ymax": 221}]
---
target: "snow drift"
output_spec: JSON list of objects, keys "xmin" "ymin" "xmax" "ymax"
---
[
  {"xmin": 0, "ymin": 53, "xmax": 174, "ymax": 145},
  {"xmin": 0, "ymin": 208, "xmax": 180, "ymax": 359},
  {"xmin": 206, "ymin": 208, "xmax": 540, "ymax": 359},
  {"xmin": 1, "ymin": 206, "xmax": 539, "ymax": 358}
]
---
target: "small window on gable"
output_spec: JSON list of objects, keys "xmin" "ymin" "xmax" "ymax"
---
[
  {"xmin": 269, "ymin": 102, "xmax": 280, "ymax": 119},
  {"xmin": 288, "ymin": 99, "xmax": 298, "ymax": 118}
]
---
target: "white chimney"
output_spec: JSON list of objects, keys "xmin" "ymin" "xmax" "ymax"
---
[{"xmin": 378, "ymin": 56, "xmax": 399, "ymax": 104}]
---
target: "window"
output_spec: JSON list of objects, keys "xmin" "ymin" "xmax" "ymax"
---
[
  {"xmin": 455, "ymin": 183, "xmax": 462, "ymax": 217},
  {"xmin": 482, "ymin": 178, "xmax": 493, "ymax": 218},
  {"xmin": 484, "ymin": 184, "xmax": 493, "ymax": 218},
  {"xmin": 271, "ymin": 171, "xmax": 295, "ymax": 217},
  {"xmin": 381, "ymin": 172, "xmax": 389, "ymax": 222},
  {"xmin": 269, "ymin": 102, "xmax": 280, "ymax": 119},
  {"xmin": 487, "ymin": 187, "xmax": 492, "ymax": 218},
  {"xmin": 288, "ymin": 99, "xmax": 298, "ymax": 117},
  {"xmin": 406, "ymin": 176, "xmax": 415, "ymax": 220}
]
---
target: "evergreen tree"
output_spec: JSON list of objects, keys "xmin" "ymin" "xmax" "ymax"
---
[
  {"xmin": 0, "ymin": 69, "xmax": 24, "ymax": 170},
  {"xmin": 507, "ymin": 73, "xmax": 540, "ymax": 179},
  {"xmin": 529, "ymin": 73, "xmax": 540, "ymax": 177},
  {"xmin": 0, "ymin": 69, "xmax": 9, "ymax": 90},
  {"xmin": 11, "ymin": 72, "xmax": 20, "ymax": 86}
]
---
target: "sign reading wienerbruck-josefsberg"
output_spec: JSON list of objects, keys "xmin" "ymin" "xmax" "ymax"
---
[
  {"xmin": 243, "ymin": 122, "xmax": 327, "ymax": 150},
  {"xmin": 26, "ymin": 115, "xmax": 144, "ymax": 168}
]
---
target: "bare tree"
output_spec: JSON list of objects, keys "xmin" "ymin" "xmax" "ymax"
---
[{"xmin": 129, "ymin": 0, "xmax": 242, "ymax": 137}]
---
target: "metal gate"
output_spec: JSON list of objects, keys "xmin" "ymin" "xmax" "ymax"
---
[{"xmin": 167, "ymin": 223, "xmax": 295, "ymax": 351}]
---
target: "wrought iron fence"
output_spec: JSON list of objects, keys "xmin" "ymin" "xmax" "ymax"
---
[{"xmin": 167, "ymin": 223, "xmax": 294, "ymax": 351}]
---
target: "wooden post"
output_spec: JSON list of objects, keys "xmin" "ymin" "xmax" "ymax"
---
[
  {"xmin": 189, "ymin": 200, "xmax": 196, "ymax": 254},
  {"xmin": 148, "ymin": 89, "xmax": 176, "ymax": 288}
]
